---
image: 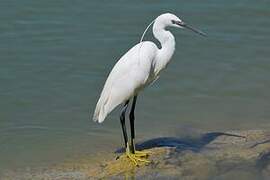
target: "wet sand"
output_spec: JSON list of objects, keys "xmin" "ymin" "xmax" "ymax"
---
[{"xmin": 2, "ymin": 130, "xmax": 270, "ymax": 179}]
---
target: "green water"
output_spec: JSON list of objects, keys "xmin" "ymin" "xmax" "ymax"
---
[{"xmin": 1, "ymin": 0, "xmax": 270, "ymax": 175}]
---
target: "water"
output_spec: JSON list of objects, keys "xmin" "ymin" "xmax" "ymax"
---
[{"xmin": 1, "ymin": 0, "xmax": 270, "ymax": 175}]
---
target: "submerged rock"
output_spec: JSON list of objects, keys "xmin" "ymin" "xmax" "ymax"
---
[{"xmin": 2, "ymin": 130, "xmax": 270, "ymax": 179}]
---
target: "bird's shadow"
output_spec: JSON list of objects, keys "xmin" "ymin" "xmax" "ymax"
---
[{"xmin": 115, "ymin": 132, "xmax": 245, "ymax": 153}]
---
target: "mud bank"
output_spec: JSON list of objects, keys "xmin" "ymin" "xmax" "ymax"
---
[{"xmin": 2, "ymin": 130, "xmax": 270, "ymax": 179}]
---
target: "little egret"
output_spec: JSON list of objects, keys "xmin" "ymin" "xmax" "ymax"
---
[{"xmin": 93, "ymin": 13, "xmax": 205, "ymax": 165}]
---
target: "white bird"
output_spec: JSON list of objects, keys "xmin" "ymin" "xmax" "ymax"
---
[{"xmin": 93, "ymin": 13, "xmax": 205, "ymax": 165}]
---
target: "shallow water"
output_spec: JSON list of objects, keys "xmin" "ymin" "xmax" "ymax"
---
[{"xmin": 1, "ymin": 0, "xmax": 270, "ymax": 174}]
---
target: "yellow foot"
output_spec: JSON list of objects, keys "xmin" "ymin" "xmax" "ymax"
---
[
  {"xmin": 117, "ymin": 144, "xmax": 151, "ymax": 166},
  {"xmin": 133, "ymin": 150, "xmax": 151, "ymax": 157},
  {"xmin": 125, "ymin": 151, "xmax": 150, "ymax": 166}
]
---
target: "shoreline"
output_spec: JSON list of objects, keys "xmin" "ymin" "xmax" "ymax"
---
[{"xmin": 2, "ymin": 129, "xmax": 270, "ymax": 179}]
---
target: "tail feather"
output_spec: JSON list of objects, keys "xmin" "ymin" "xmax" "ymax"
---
[
  {"xmin": 93, "ymin": 92, "xmax": 122, "ymax": 123},
  {"xmin": 93, "ymin": 88, "xmax": 113, "ymax": 123},
  {"xmin": 93, "ymin": 81, "xmax": 128, "ymax": 123},
  {"xmin": 93, "ymin": 97, "xmax": 107, "ymax": 123},
  {"xmin": 92, "ymin": 105, "xmax": 101, "ymax": 123}
]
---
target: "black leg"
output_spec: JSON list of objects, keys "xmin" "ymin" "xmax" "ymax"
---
[
  {"xmin": 120, "ymin": 100, "xmax": 129, "ymax": 148},
  {"xmin": 129, "ymin": 96, "xmax": 137, "ymax": 153}
]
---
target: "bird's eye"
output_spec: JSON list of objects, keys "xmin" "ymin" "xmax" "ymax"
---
[{"xmin": 171, "ymin": 20, "xmax": 176, "ymax": 24}]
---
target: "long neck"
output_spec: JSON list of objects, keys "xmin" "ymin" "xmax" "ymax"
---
[{"xmin": 153, "ymin": 21, "xmax": 176, "ymax": 73}]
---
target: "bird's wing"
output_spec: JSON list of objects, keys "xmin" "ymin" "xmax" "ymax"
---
[{"xmin": 93, "ymin": 41, "xmax": 158, "ymax": 123}]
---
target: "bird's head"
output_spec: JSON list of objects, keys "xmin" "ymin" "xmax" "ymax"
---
[{"xmin": 156, "ymin": 13, "xmax": 206, "ymax": 36}]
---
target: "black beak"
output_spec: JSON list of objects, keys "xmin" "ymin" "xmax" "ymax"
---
[{"xmin": 176, "ymin": 21, "xmax": 207, "ymax": 37}]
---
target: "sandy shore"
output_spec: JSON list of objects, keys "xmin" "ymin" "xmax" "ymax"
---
[{"xmin": 2, "ymin": 130, "xmax": 270, "ymax": 179}]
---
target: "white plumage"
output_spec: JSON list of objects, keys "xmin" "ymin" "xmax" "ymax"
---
[
  {"xmin": 93, "ymin": 41, "xmax": 159, "ymax": 123},
  {"xmin": 93, "ymin": 13, "xmax": 205, "ymax": 123}
]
